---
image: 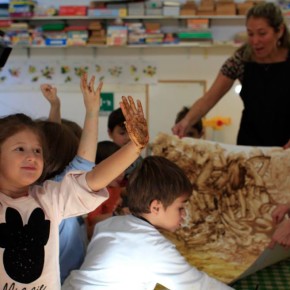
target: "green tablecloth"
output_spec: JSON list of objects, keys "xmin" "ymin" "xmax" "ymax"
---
[{"xmin": 231, "ymin": 258, "xmax": 290, "ymax": 290}]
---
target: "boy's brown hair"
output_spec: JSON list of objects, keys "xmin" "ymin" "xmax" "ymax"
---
[{"xmin": 127, "ymin": 156, "xmax": 192, "ymax": 215}]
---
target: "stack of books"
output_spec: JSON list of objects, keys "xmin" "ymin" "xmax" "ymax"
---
[{"xmin": 87, "ymin": 21, "xmax": 106, "ymax": 45}]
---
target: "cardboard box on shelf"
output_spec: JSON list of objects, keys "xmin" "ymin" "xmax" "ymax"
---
[
  {"xmin": 163, "ymin": 6, "xmax": 180, "ymax": 16},
  {"xmin": 198, "ymin": 0, "xmax": 215, "ymax": 15},
  {"xmin": 106, "ymin": 25, "xmax": 128, "ymax": 46},
  {"xmin": 187, "ymin": 18, "xmax": 209, "ymax": 30},
  {"xmin": 180, "ymin": 1, "xmax": 197, "ymax": 16},
  {"xmin": 145, "ymin": 22, "xmax": 161, "ymax": 33},
  {"xmin": 197, "ymin": 6, "xmax": 215, "ymax": 16},
  {"xmin": 216, "ymin": 2, "xmax": 236, "ymax": 15},
  {"xmin": 237, "ymin": 2, "xmax": 254, "ymax": 15},
  {"xmin": 180, "ymin": 8, "xmax": 196, "ymax": 16}
]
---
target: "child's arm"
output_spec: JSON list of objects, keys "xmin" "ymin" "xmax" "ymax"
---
[
  {"xmin": 86, "ymin": 96, "xmax": 149, "ymax": 191},
  {"xmin": 40, "ymin": 83, "xmax": 61, "ymax": 123},
  {"xmin": 77, "ymin": 73, "xmax": 102, "ymax": 162}
]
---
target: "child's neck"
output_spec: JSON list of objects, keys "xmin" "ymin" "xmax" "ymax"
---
[{"xmin": 0, "ymin": 187, "xmax": 29, "ymax": 198}]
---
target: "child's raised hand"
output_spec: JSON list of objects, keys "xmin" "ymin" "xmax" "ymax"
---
[
  {"xmin": 40, "ymin": 84, "xmax": 59, "ymax": 105},
  {"xmin": 80, "ymin": 73, "xmax": 103, "ymax": 111},
  {"xmin": 120, "ymin": 96, "xmax": 149, "ymax": 151}
]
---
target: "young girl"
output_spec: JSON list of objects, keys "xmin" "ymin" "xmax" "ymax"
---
[
  {"xmin": 39, "ymin": 73, "xmax": 103, "ymax": 283},
  {"xmin": 0, "ymin": 95, "xmax": 148, "ymax": 289}
]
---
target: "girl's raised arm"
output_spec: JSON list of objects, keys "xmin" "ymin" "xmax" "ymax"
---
[
  {"xmin": 77, "ymin": 73, "xmax": 103, "ymax": 162},
  {"xmin": 86, "ymin": 96, "xmax": 149, "ymax": 191}
]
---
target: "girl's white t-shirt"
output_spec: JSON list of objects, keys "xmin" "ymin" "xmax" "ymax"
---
[{"xmin": 0, "ymin": 171, "xmax": 108, "ymax": 290}]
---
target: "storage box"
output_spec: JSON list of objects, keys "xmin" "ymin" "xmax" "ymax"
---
[
  {"xmin": 128, "ymin": 8, "xmax": 145, "ymax": 16},
  {"xmin": 88, "ymin": 8, "xmax": 120, "ymax": 17},
  {"xmin": 187, "ymin": 19, "xmax": 209, "ymax": 30},
  {"xmin": 45, "ymin": 38, "xmax": 66, "ymax": 46},
  {"xmin": 163, "ymin": 6, "xmax": 180, "ymax": 16},
  {"xmin": 44, "ymin": 32, "xmax": 67, "ymax": 46},
  {"xmin": 106, "ymin": 26, "xmax": 128, "ymax": 46},
  {"xmin": 216, "ymin": 3, "xmax": 236, "ymax": 15},
  {"xmin": 59, "ymin": 6, "xmax": 87, "ymax": 16},
  {"xmin": 145, "ymin": 8, "xmax": 163, "ymax": 16},
  {"xmin": 180, "ymin": 9, "xmax": 196, "ymax": 15}
]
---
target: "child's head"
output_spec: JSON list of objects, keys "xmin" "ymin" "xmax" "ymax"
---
[
  {"xmin": 36, "ymin": 120, "xmax": 79, "ymax": 181},
  {"xmin": 127, "ymin": 156, "xmax": 192, "ymax": 232},
  {"xmin": 175, "ymin": 106, "xmax": 204, "ymax": 138},
  {"xmin": 62, "ymin": 118, "xmax": 82, "ymax": 141},
  {"xmin": 0, "ymin": 114, "xmax": 47, "ymax": 192},
  {"xmin": 107, "ymin": 108, "xmax": 129, "ymax": 147},
  {"xmin": 96, "ymin": 140, "xmax": 124, "ymax": 187}
]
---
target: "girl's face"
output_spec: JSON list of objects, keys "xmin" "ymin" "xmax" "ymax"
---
[
  {"xmin": 246, "ymin": 17, "xmax": 284, "ymax": 61},
  {"xmin": 158, "ymin": 194, "xmax": 188, "ymax": 232},
  {"xmin": 0, "ymin": 129, "xmax": 44, "ymax": 198},
  {"xmin": 108, "ymin": 125, "xmax": 130, "ymax": 147}
]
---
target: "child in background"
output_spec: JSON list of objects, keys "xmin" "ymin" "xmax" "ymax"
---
[
  {"xmin": 40, "ymin": 74, "xmax": 101, "ymax": 283},
  {"xmin": 108, "ymin": 107, "xmax": 143, "ymax": 178},
  {"xmin": 0, "ymin": 87, "xmax": 148, "ymax": 289},
  {"xmin": 62, "ymin": 156, "xmax": 234, "ymax": 290},
  {"xmin": 86, "ymin": 140, "xmax": 126, "ymax": 239},
  {"xmin": 175, "ymin": 106, "xmax": 204, "ymax": 139},
  {"xmin": 40, "ymin": 83, "xmax": 83, "ymax": 140}
]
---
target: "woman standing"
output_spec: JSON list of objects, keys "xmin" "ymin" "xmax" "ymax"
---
[{"xmin": 173, "ymin": 2, "xmax": 290, "ymax": 148}]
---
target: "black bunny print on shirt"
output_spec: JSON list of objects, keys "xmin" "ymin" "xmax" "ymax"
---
[{"xmin": 0, "ymin": 207, "xmax": 50, "ymax": 283}]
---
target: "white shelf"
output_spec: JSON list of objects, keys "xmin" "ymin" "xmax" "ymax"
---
[
  {"xmin": 0, "ymin": 15, "xmax": 247, "ymax": 21},
  {"xmin": 14, "ymin": 41, "xmax": 241, "ymax": 49}
]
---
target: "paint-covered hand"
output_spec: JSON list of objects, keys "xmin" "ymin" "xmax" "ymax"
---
[{"xmin": 120, "ymin": 96, "xmax": 149, "ymax": 152}]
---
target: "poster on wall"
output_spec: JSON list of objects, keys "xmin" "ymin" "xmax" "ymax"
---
[
  {"xmin": 0, "ymin": 60, "xmax": 26, "ymax": 85},
  {"xmin": 151, "ymin": 133, "xmax": 290, "ymax": 283},
  {"xmin": 0, "ymin": 59, "xmax": 158, "ymax": 86},
  {"xmin": 23, "ymin": 60, "xmax": 59, "ymax": 84}
]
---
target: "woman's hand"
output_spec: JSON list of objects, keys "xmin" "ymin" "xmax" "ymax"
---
[
  {"xmin": 283, "ymin": 139, "xmax": 290, "ymax": 149},
  {"xmin": 120, "ymin": 96, "xmax": 149, "ymax": 151},
  {"xmin": 172, "ymin": 118, "xmax": 191, "ymax": 138},
  {"xmin": 269, "ymin": 219, "xmax": 290, "ymax": 249},
  {"xmin": 272, "ymin": 204, "xmax": 290, "ymax": 225}
]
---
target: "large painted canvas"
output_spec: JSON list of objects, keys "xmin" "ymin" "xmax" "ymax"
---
[{"xmin": 151, "ymin": 133, "xmax": 290, "ymax": 284}]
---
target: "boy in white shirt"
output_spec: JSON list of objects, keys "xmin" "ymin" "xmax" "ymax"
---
[{"xmin": 63, "ymin": 156, "xmax": 235, "ymax": 290}]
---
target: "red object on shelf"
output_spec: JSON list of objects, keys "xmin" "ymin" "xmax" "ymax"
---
[
  {"xmin": 58, "ymin": 6, "xmax": 87, "ymax": 16},
  {"xmin": 65, "ymin": 26, "xmax": 87, "ymax": 31}
]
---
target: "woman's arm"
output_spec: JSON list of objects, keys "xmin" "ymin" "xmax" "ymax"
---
[{"xmin": 172, "ymin": 72, "xmax": 235, "ymax": 138}]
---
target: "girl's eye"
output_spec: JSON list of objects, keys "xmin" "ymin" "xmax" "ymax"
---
[
  {"xmin": 34, "ymin": 148, "xmax": 42, "ymax": 154},
  {"xmin": 15, "ymin": 147, "xmax": 24, "ymax": 152}
]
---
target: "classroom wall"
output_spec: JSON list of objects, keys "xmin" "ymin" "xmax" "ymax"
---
[{"xmin": 0, "ymin": 45, "xmax": 243, "ymax": 145}]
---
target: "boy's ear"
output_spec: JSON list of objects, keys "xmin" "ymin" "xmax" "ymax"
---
[{"xmin": 150, "ymin": 200, "xmax": 161, "ymax": 215}]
